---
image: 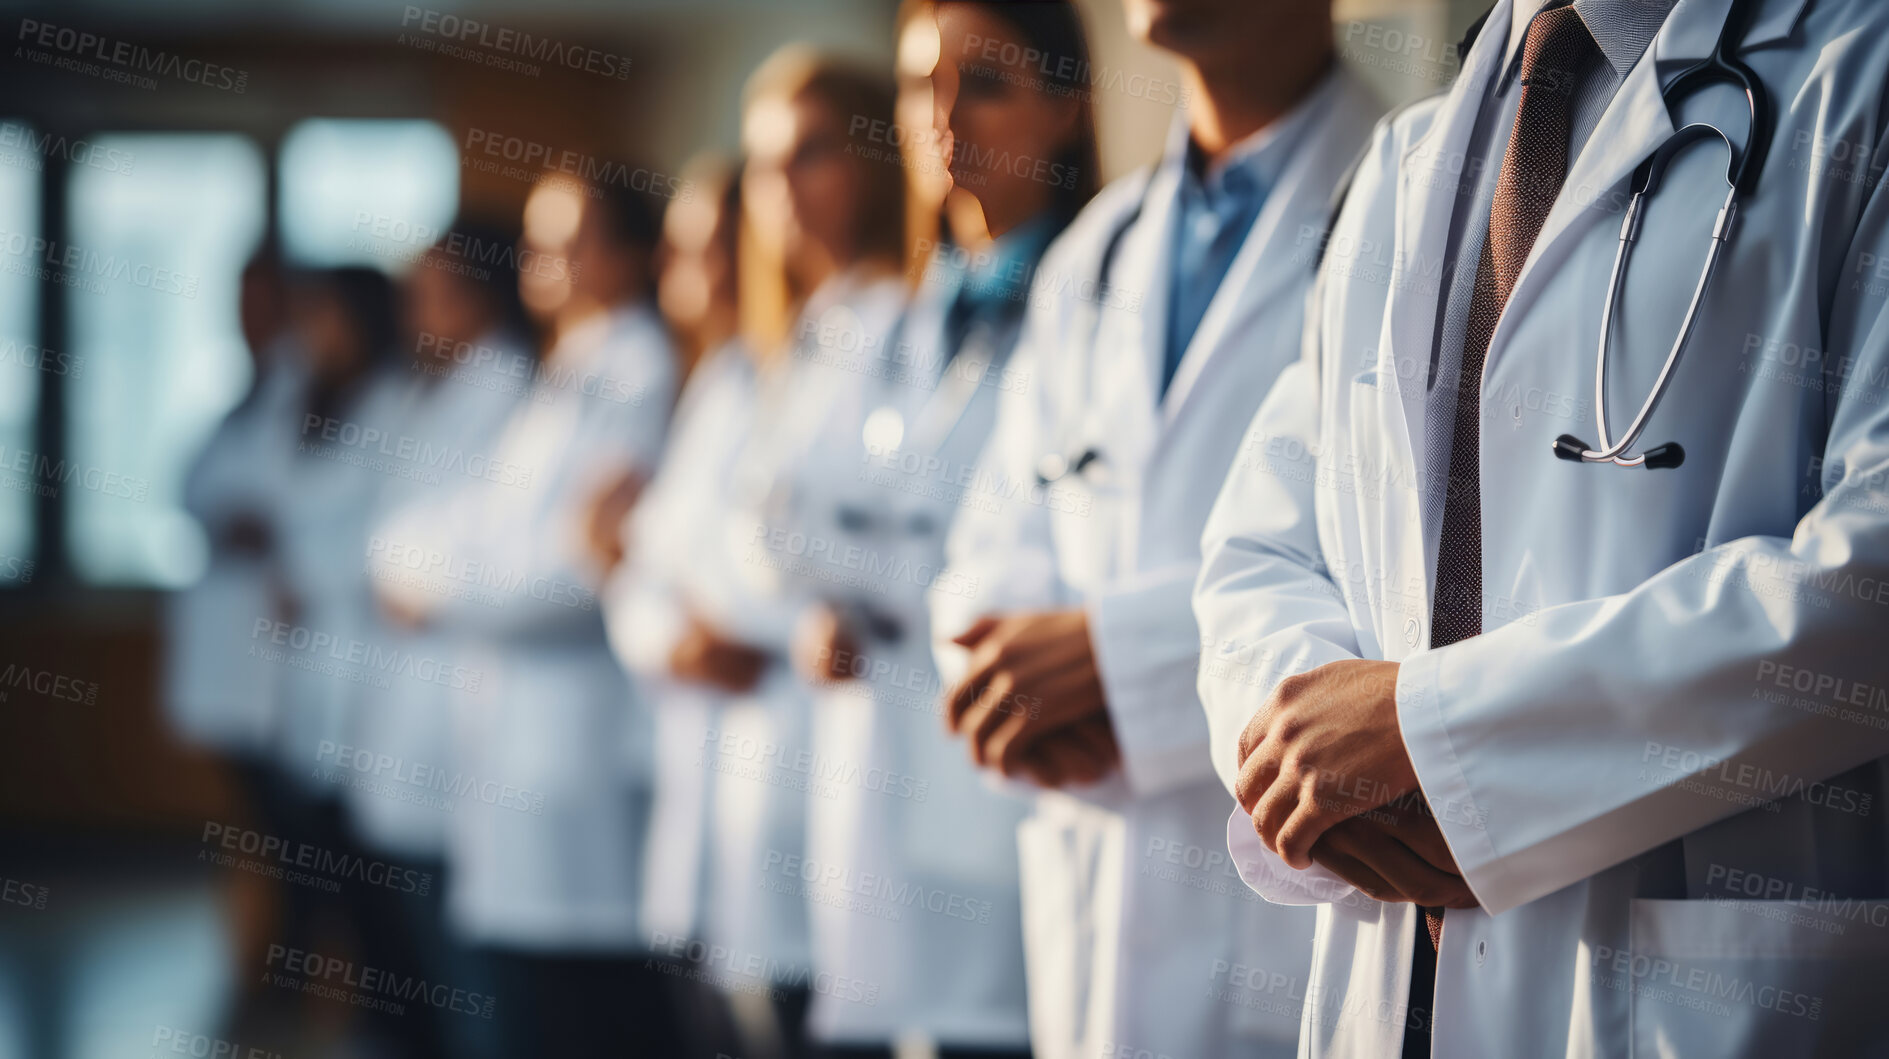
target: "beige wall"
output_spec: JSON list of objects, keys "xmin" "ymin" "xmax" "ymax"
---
[{"xmin": 608, "ymin": 0, "xmax": 1497, "ymax": 187}]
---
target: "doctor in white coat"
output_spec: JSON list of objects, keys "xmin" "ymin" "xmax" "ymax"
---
[
  {"xmin": 689, "ymin": 49, "xmax": 910, "ymax": 1056},
  {"xmin": 602, "ymin": 160, "xmax": 750, "ymax": 947},
  {"xmin": 272, "ymin": 268, "xmax": 407, "ymax": 803},
  {"xmin": 343, "ymin": 240, "xmax": 533, "ymax": 1059},
  {"xmin": 930, "ymin": 2, "xmax": 1383, "ymax": 1057},
  {"xmin": 783, "ymin": 3, "xmax": 1098, "ymax": 1054},
  {"xmin": 165, "ymin": 250, "xmax": 303, "ymax": 762},
  {"xmin": 391, "ymin": 191, "xmax": 678, "ymax": 1057},
  {"xmin": 349, "ymin": 241, "xmax": 532, "ymax": 863},
  {"xmin": 602, "ymin": 159, "xmax": 759, "ymax": 1059},
  {"xmin": 1196, "ymin": 0, "xmax": 1889, "ymax": 1055}
]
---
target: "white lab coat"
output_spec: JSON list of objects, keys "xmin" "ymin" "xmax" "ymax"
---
[
  {"xmin": 702, "ymin": 269, "xmax": 909, "ymax": 994},
  {"xmin": 163, "ymin": 345, "xmax": 304, "ymax": 757},
  {"xmin": 431, "ymin": 304, "xmax": 676, "ymax": 951},
  {"xmin": 601, "ymin": 340, "xmax": 760, "ymax": 944},
  {"xmin": 346, "ymin": 339, "xmax": 529, "ymax": 858},
  {"xmin": 932, "ymin": 68, "xmax": 1384, "ymax": 1059},
  {"xmin": 1196, "ymin": 1, "xmax": 1889, "ymax": 1055},
  {"xmin": 784, "ymin": 252, "xmax": 1040, "ymax": 1047},
  {"xmin": 272, "ymin": 366, "xmax": 412, "ymax": 796}
]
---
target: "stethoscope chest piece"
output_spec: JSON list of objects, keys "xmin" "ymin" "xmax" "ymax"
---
[{"xmin": 1035, "ymin": 447, "xmax": 1103, "ymax": 488}]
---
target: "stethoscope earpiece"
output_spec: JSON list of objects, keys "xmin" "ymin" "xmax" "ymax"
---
[{"xmin": 1553, "ymin": 434, "xmax": 1685, "ymax": 469}]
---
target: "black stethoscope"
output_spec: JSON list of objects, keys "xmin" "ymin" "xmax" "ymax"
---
[{"xmin": 1551, "ymin": 0, "xmax": 1771, "ymax": 470}]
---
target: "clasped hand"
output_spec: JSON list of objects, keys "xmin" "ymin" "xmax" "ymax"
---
[
  {"xmin": 1235, "ymin": 659, "xmax": 1475, "ymax": 908},
  {"xmin": 940, "ymin": 609, "xmax": 1121, "ymax": 789}
]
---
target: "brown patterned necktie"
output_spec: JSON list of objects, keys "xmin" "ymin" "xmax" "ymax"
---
[{"xmin": 1421, "ymin": 4, "xmax": 1606, "ymax": 952}]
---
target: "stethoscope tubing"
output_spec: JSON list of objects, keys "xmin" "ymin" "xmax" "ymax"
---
[{"xmin": 1558, "ymin": 0, "xmax": 1768, "ymax": 470}]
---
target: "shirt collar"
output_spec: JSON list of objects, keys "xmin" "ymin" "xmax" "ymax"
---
[
  {"xmin": 1505, "ymin": 0, "xmax": 1679, "ymax": 80},
  {"xmin": 1168, "ymin": 63, "xmax": 1339, "ymax": 204}
]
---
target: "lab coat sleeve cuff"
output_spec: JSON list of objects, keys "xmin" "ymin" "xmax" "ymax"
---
[
  {"xmin": 1228, "ymin": 807, "xmax": 1363, "ymax": 907},
  {"xmin": 1087, "ymin": 567, "xmax": 1214, "ymax": 798},
  {"xmin": 1396, "ymin": 648, "xmax": 1514, "ymax": 915}
]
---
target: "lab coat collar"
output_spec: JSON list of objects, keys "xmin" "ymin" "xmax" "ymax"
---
[
  {"xmin": 1499, "ymin": 0, "xmax": 1805, "ymax": 74},
  {"xmin": 1386, "ymin": 0, "xmax": 1515, "ymax": 489},
  {"xmin": 1505, "ymin": 0, "xmax": 1679, "ymax": 82},
  {"xmin": 1161, "ymin": 65, "xmax": 1352, "ymax": 425},
  {"xmin": 1145, "ymin": 65, "xmax": 1348, "ymax": 422}
]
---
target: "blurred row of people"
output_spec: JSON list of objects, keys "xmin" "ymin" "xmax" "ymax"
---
[{"xmin": 165, "ymin": 0, "xmax": 1354, "ymax": 1057}]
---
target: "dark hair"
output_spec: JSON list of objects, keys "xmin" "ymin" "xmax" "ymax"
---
[
  {"xmin": 586, "ymin": 168, "xmax": 663, "ymax": 254},
  {"xmin": 300, "ymin": 265, "xmax": 396, "ymax": 424},
  {"xmin": 940, "ymin": 0, "xmax": 1101, "ymax": 221},
  {"xmin": 324, "ymin": 266, "xmax": 399, "ymax": 367},
  {"xmin": 432, "ymin": 217, "xmax": 537, "ymax": 345}
]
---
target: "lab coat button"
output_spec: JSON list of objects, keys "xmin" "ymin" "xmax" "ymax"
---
[
  {"xmin": 1476, "ymin": 939, "xmax": 1487, "ymax": 965},
  {"xmin": 1403, "ymin": 617, "xmax": 1420, "ymax": 646}
]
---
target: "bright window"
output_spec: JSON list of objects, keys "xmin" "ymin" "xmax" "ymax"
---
[
  {"xmin": 0, "ymin": 122, "xmax": 42, "ymax": 584},
  {"xmin": 66, "ymin": 133, "xmax": 266, "ymax": 587},
  {"xmin": 278, "ymin": 118, "xmax": 459, "ymax": 272}
]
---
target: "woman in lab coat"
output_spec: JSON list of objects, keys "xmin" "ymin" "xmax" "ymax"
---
[
  {"xmin": 927, "ymin": 1, "xmax": 1384, "ymax": 1055},
  {"xmin": 404, "ymin": 190, "xmax": 678, "ymax": 1058},
  {"xmin": 263, "ymin": 266, "xmax": 417, "ymax": 1048},
  {"xmin": 272, "ymin": 267, "xmax": 405, "ymax": 802},
  {"xmin": 348, "ymin": 234, "xmax": 535, "ymax": 866},
  {"xmin": 163, "ymin": 246, "xmax": 311, "ymax": 1039},
  {"xmin": 604, "ymin": 157, "xmax": 775, "ymax": 1059},
  {"xmin": 338, "ymin": 235, "xmax": 536, "ymax": 1059},
  {"xmin": 783, "ymin": 2, "xmax": 1099, "ymax": 1054},
  {"xmin": 165, "ymin": 249, "xmax": 303, "ymax": 761},
  {"xmin": 678, "ymin": 49, "xmax": 909, "ymax": 1057},
  {"xmin": 1195, "ymin": 0, "xmax": 1889, "ymax": 1055}
]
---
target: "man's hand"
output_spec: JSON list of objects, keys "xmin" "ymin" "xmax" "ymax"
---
[
  {"xmin": 792, "ymin": 605, "xmax": 860, "ymax": 683},
  {"xmin": 1235, "ymin": 659, "xmax": 1416, "ymax": 869},
  {"xmin": 1015, "ymin": 715, "xmax": 1121, "ymax": 789},
  {"xmin": 671, "ymin": 614, "xmax": 768, "ymax": 693},
  {"xmin": 942, "ymin": 610, "xmax": 1111, "ymax": 778},
  {"xmin": 1309, "ymin": 805, "xmax": 1476, "ymax": 909}
]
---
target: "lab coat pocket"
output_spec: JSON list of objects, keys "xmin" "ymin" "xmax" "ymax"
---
[{"xmin": 1626, "ymin": 897, "xmax": 1889, "ymax": 1058}]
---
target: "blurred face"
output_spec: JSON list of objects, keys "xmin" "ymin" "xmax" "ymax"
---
[
  {"xmin": 402, "ymin": 257, "xmax": 486, "ymax": 359},
  {"xmin": 238, "ymin": 267, "xmax": 286, "ymax": 365},
  {"xmin": 293, "ymin": 285, "xmax": 362, "ymax": 381},
  {"xmin": 568, "ymin": 200, "xmax": 647, "ymax": 307},
  {"xmin": 658, "ymin": 189, "xmax": 737, "ymax": 339},
  {"xmin": 519, "ymin": 178, "xmax": 583, "ymax": 320},
  {"xmin": 744, "ymin": 91, "xmax": 863, "ymax": 274},
  {"xmin": 896, "ymin": 6, "xmax": 952, "ymax": 214},
  {"xmin": 1122, "ymin": 0, "xmax": 1271, "ymax": 64},
  {"xmin": 933, "ymin": 4, "xmax": 1082, "ymax": 222}
]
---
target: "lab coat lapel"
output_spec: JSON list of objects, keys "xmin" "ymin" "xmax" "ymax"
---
[
  {"xmin": 1160, "ymin": 77, "xmax": 1347, "ymax": 432},
  {"xmin": 1095, "ymin": 125, "xmax": 1183, "ymax": 469},
  {"xmin": 1382, "ymin": 0, "xmax": 1513, "ymax": 485}
]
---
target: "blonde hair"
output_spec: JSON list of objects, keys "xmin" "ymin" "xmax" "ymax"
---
[
  {"xmin": 897, "ymin": 0, "xmax": 945, "ymax": 287},
  {"xmin": 738, "ymin": 45, "xmax": 904, "ymax": 353}
]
